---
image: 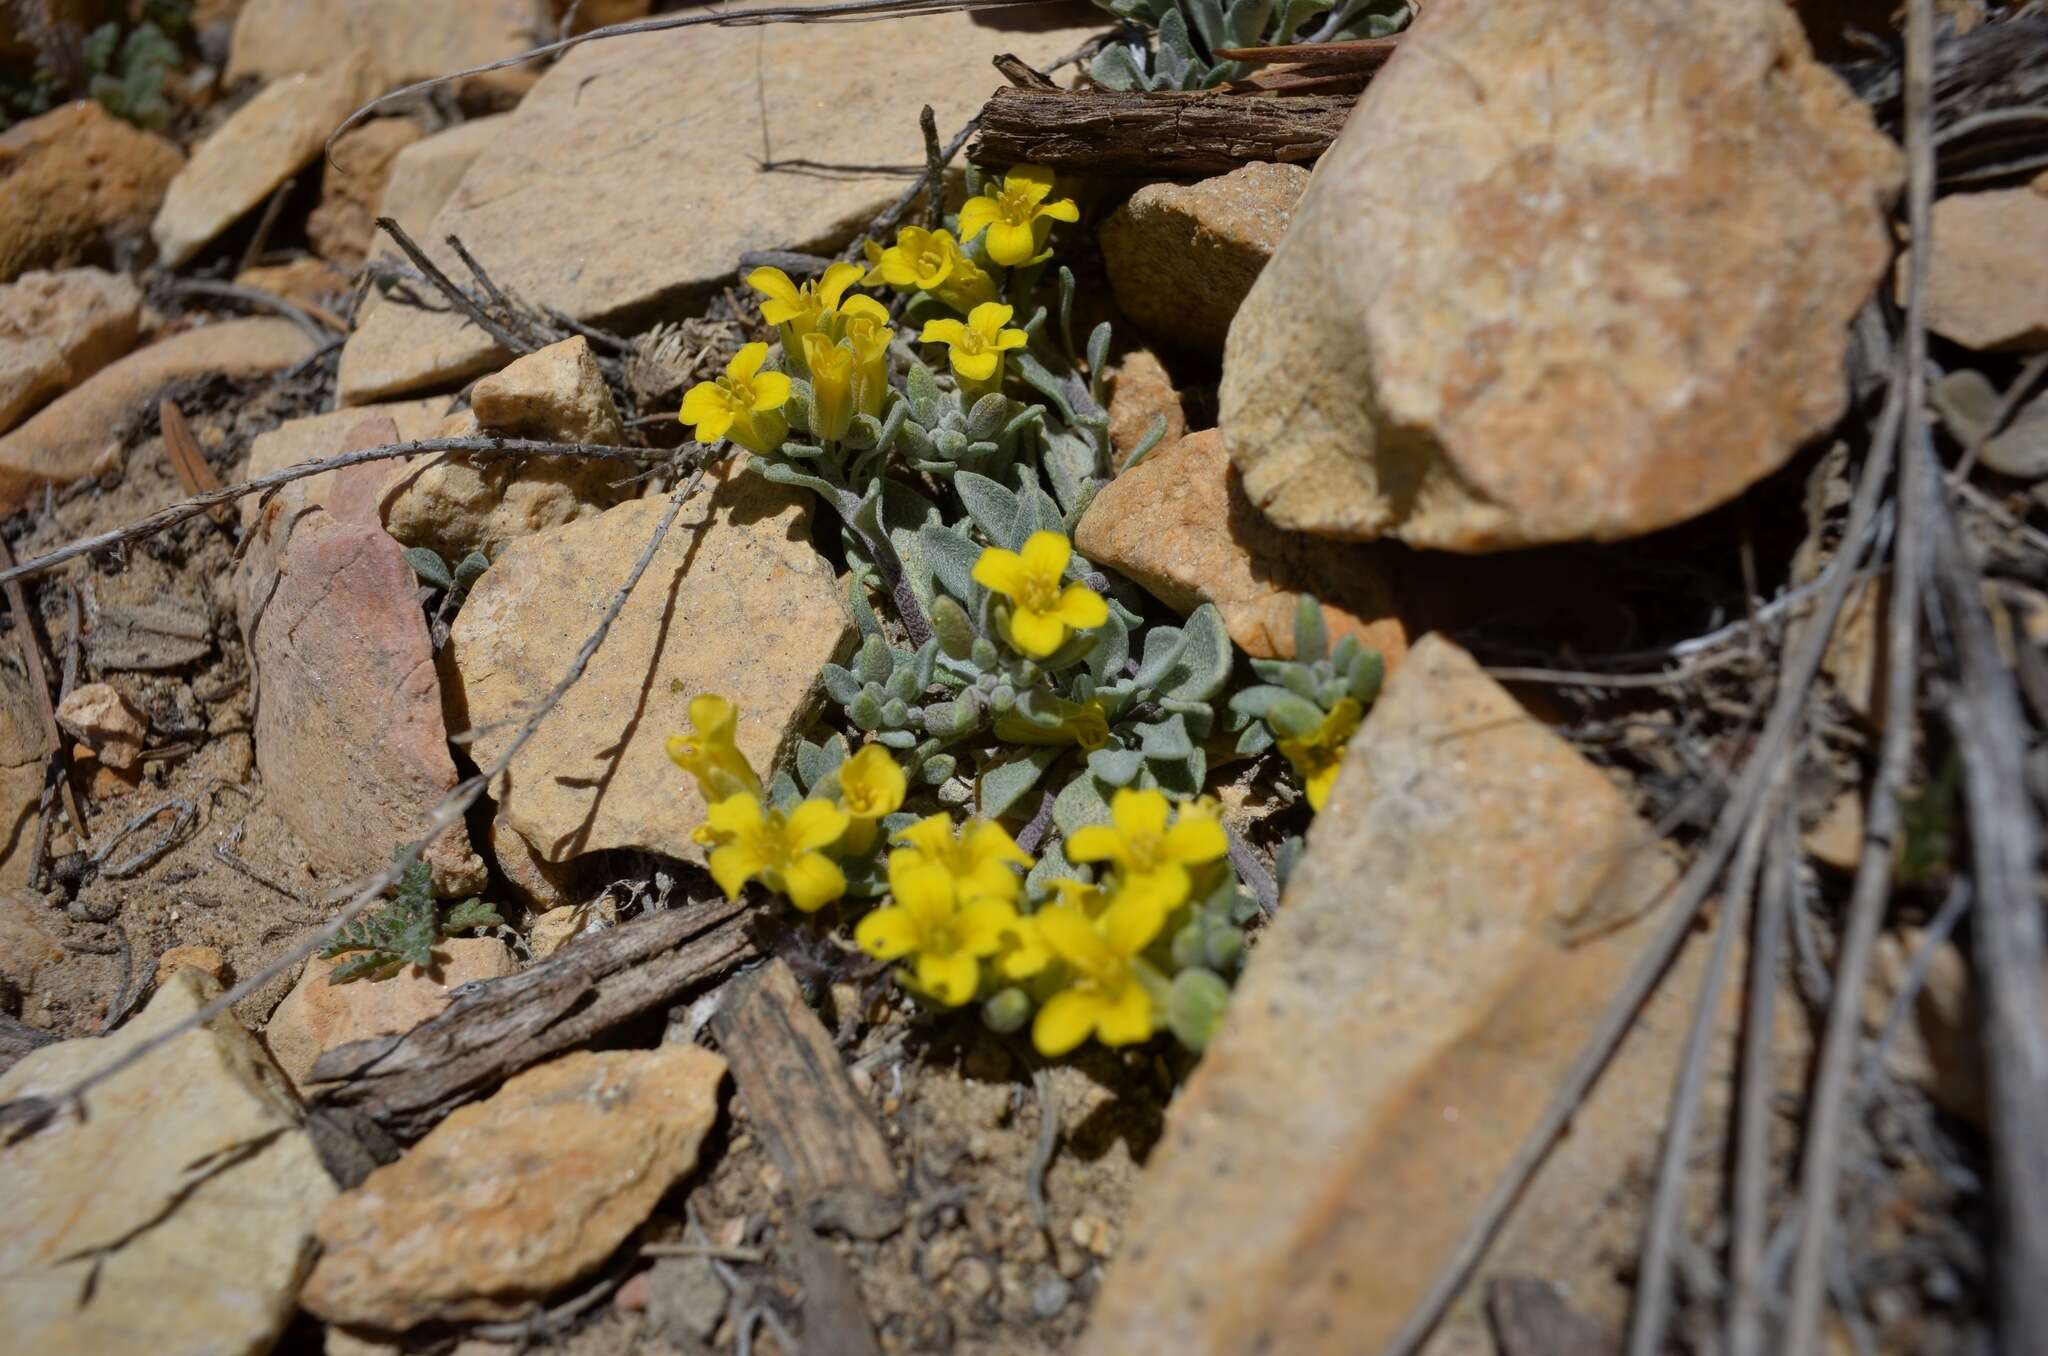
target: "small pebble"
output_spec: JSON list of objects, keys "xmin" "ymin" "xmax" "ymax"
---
[
  {"xmin": 1032, "ymin": 1274, "xmax": 1072, "ymax": 1319},
  {"xmin": 612, "ymin": 1268, "xmax": 652, "ymax": 1312},
  {"xmin": 953, "ymin": 1255, "xmax": 995, "ymax": 1302}
]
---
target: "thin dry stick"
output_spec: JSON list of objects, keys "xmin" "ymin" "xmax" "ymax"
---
[
  {"xmin": 328, "ymin": 0, "xmax": 1079, "ymax": 153},
  {"xmin": 375, "ymin": 218, "xmax": 537, "ymax": 357},
  {"xmin": 1378, "ymin": 352, "xmax": 1909, "ymax": 1356},
  {"xmin": 165, "ymin": 279, "xmax": 342, "ymax": 345},
  {"xmin": 1726, "ymin": 809, "xmax": 1797, "ymax": 1356},
  {"xmin": 0, "ymin": 461, "xmax": 710, "ymax": 1131},
  {"xmin": 1783, "ymin": 4, "xmax": 1937, "ymax": 1347},
  {"xmin": 0, "ymin": 436, "xmax": 654, "ymax": 590},
  {"xmin": 1625, "ymin": 768, "xmax": 1787, "ymax": 1356}
]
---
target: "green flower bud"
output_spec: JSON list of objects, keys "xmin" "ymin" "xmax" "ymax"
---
[{"xmin": 982, "ymin": 986, "xmax": 1033, "ymax": 1034}]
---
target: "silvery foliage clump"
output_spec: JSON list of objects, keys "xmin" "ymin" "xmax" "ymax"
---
[
  {"xmin": 1226, "ymin": 594, "xmax": 1383, "ymax": 753},
  {"xmin": 1087, "ymin": 0, "xmax": 1413, "ymax": 93}
]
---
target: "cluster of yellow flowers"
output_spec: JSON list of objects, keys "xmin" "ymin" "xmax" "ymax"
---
[
  {"xmin": 666, "ymin": 694, "xmax": 907, "ymax": 912},
  {"xmin": 676, "ymin": 165, "xmax": 1079, "ymax": 448}
]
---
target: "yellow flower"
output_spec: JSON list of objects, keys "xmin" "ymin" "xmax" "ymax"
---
[
  {"xmin": 957, "ymin": 164, "xmax": 1079, "ymax": 267},
  {"xmin": 993, "ymin": 909, "xmax": 1052, "ymax": 980},
  {"xmin": 994, "ymin": 696, "xmax": 1110, "ymax": 752},
  {"xmin": 1030, "ymin": 893, "xmax": 1162, "ymax": 1055},
  {"xmin": 1277, "ymin": 697, "xmax": 1363, "ymax": 812},
  {"xmin": 800, "ymin": 333, "xmax": 856, "ymax": 443},
  {"xmin": 970, "ymin": 530, "xmax": 1108, "ymax": 659},
  {"xmin": 836, "ymin": 295, "xmax": 895, "ymax": 418},
  {"xmin": 678, "ymin": 342, "xmax": 790, "ymax": 454},
  {"xmin": 855, "ymin": 850, "xmax": 1018, "ymax": 1005},
  {"xmin": 1065, "ymin": 787, "xmax": 1227, "ymax": 919},
  {"xmin": 836, "ymin": 743, "xmax": 906, "ymax": 856},
  {"xmin": 700, "ymin": 792, "xmax": 849, "ymax": 912},
  {"xmin": 862, "ymin": 227, "xmax": 997, "ymax": 313},
  {"xmin": 920, "ymin": 301, "xmax": 1027, "ymax": 398},
  {"xmin": 746, "ymin": 261, "xmax": 864, "ymax": 347},
  {"xmin": 890, "ymin": 812, "xmax": 1031, "ymax": 908},
  {"xmin": 665, "ymin": 693, "xmax": 763, "ymax": 803}
]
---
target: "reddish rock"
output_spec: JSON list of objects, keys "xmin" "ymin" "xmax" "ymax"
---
[
  {"xmin": 0, "ymin": 101, "xmax": 184, "ymax": 283},
  {"xmin": 236, "ymin": 422, "xmax": 485, "ymax": 895},
  {"xmin": 1103, "ymin": 348, "xmax": 1186, "ymax": 462}
]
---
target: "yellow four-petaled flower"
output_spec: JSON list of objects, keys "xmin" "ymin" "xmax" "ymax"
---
[
  {"xmin": 862, "ymin": 227, "xmax": 997, "ymax": 314},
  {"xmin": 678, "ymin": 342, "xmax": 790, "ymax": 455},
  {"xmin": 958, "ymin": 165, "xmax": 1079, "ymax": 268},
  {"xmin": 854, "ymin": 850, "xmax": 1020, "ymax": 1006},
  {"xmin": 1030, "ymin": 889, "xmax": 1163, "ymax": 1055},
  {"xmin": 919, "ymin": 301, "xmax": 1027, "ymax": 399},
  {"xmin": 835, "ymin": 743, "xmax": 906, "ymax": 856},
  {"xmin": 700, "ymin": 792, "xmax": 849, "ymax": 912},
  {"xmin": 971, "ymin": 530, "xmax": 1109, "ymax": 659},
  {"xmin": 1065, "ymin": 786, "xmax": 1227, "ymax": 920},
  {"xmin": 747, "ymin": 262, "xmax": 864, "ymax": 347}
]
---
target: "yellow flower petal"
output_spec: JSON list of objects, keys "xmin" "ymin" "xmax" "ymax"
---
[
  {"xmin": 786, "ymin": 798, "xmax": 851, "ymax": 854},
  {"xmin": 967, "ymin": 301, "xmax": 1015, "ymax": 336},
  {"xmin": 854, "ymin": 905, "xmax": 918, "ymax": 959},
  {"xmin": 1018, "ymin": 529, "xmax": 1070, "ymax": 580},
  {"xmin": 1307, "ymin": 760, "xmax": 1342, "ymax": 811},
  {"xmin": 1051, "ymin": 582, "xmax": 1107, "ymax": 630},
  {"xmin": 1163, "ymin": 810, "xmax": 1227, "ymax": 865},
  {"xmin": 956, "ymin": 195, "xmax": 1001, "ymax": 242},
  {"xmin": 1093, "ymin": 980, "xmax": 1155, "ymax": 1047},
  {"xmin": 1005, "ymin": 606, "xmax": 1066, "ymax": 658},
  {"xmin": 984, "ymin": 218, "xmax": 1037, "ymax": 266},
  {"xmin": 779, "ymin": 851, "xmax": 847, "ymax": 912},
  {"xmin": 1098, "ymin": 891, "xmax": 1167, "ymax": 958},
  {"xmin": 745, "ymin": 267, "xmax": 800, "ymax": 320},
  {"xmin": 750, "ymin": 370, "xmax": 792, "ymax": 412},
  {"xmin": 1032, "ymin": 987, "xmax": 1101, "ymax": 1056},
  {"xmin": 1118, "ymin": 865, "xmax": 1192, "ymax": 920},
  {"xmin": 729, "ymin": 342, "xmax": 769, "ymax": 382},
  {"xmin": 949, "ymin": 347, "xmax": 999, "ymax": 383},
  {"xmin": 706, "ymin": 792, "xmax": 766, "ymax": 837},
  {"xmin": 971, "ymin": 546, "xmax": 1030, "ymax": 599},
  {"xmin": 915, "ymin": 948, "xmax": 979, "ymax": 1007},
  {"xmin": 1035, "ymin": 902, "xmax": 1114, "ymax": 975},
  {"xmin": 964, "ymin": 819, "xmax": 1031, "ymax": 869},
  {"xmin": 959, "ymin": 898, "xmax": 1019, "ymax": 957},
  {"xmin": 994, "ymin": 327, "xmax": 1028, "ymax": 352},
  {"xmin": 1038, "ymin": 197, "xmax": 1080, "ymax": 224},
  {"xmin": 1064, "ymin": 823, "xmax": 1124, "ymax": 866},
  {"xmin": 707, "ymin": 843, "xmax": 759, "ymax": 900},
  {"xmin": 893, "ymin": 812, "xmax": 957, "ymax": 859},
  {"xmin": 920, "ymin": 318, "xmax": 968, "ymax": 347},
  {"xmin": 1007, "ymin": 164, "xmax": 1058, "ymax": 204},
  {"xmin": 1110, "ymin": 787, "xmax": 1171, "ymax": 841},
  {"xmin": 817, "ymin": 261, "xmax": 864, "ymax": 310}
]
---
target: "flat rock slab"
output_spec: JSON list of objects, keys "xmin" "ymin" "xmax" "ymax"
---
[
  {"xmin": 0, "ymin": 317, "xmax": 318, "ymax": 512},
  {"xmin": 228, "ymin": 0, "xmax": 548, "ymax": 91},
  {"xmin": 237, "ymin": 481, "xmax": 485, "ymax": 895},
  {"xmin": 0, "ymin": 100, "xmax": 183, "ymax": 283},
  {"xmin": 1221, "ymin": 0, "xmax": 1902, "ymax": 550},
  {"xmin": 302, "ymin": 1046, "xmax": 728, "ymax": 1329},
  {"xmin": 0, "ymin": 968, "xmax": 335, "ymax": 1356},
  {"xmin": 241, "ymin": 396, "xmax": 450, "ymax": 529},
  {"xmin": 1912, "ymin": 184, "xmax": 2048, "ymax": 352},
  {"xmin": 0, "ymin": 266, "xmax": 142, "ymax": 434},
  {"xmin": 445, "ymin": 466, "xmax": 851, "ymax": 865},
  {"xmin": 337, "ymin": 4, "xmax": 1105, "ymax": 402},
  {"xmin": 152, "ymin": 56, "xmax": 369, "ymax": 268},
  {"xmin": 1078, "ymin": 635, "xmax": 1690, "ymax": 1356}
]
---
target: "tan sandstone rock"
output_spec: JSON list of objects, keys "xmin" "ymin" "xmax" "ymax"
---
[
  {"xmin": 372, "ymin": 115, "xmax": 510, "ymax": 257},
  {"xmin": 527, "ymin": 897, "xmax": 618, "ymax": 959},
  {"xmin": 54, "ymin": 681, "xmax": 146, "ymax": 770},
  {"xmin": 265, "ymin": 937, "xmax": 518, "ymax": 1091},
  {"xmin": 490, "ymin": 811, "xmax": 597, "ymax": 912},
  {"xmin": 0, "ymin": 969, "xmax": 334, "ymax": 1356},
  {"xmin": 152, "ymin": 55, "xmax": 370, "ymax": 268},
  {"xmin": 228, "ymin": 0, "xmax": 547, "ymax": 91},
  {"xmin": 235, "ymin": 256, "xmax": 352, "ymax": 312},
  {"xmin": 1078, "ymin": 635, "xmax": 1693, "ymax": 1356},
  {"xmin": 240, "ymin": 397, "xmax": 451, "ymax": 530},
  {"xmin": 1220, "ymin": 0, "xmax": 1903, "ymax": 550},
  {"xmin": 337, "ymin": 6, "xmax": 1103, "ymax": 401},
  {"xmin": 445, "ymin": 467, "xmax": 851, "ymax": 865},
  {"xmin": 473, "ymin": 335, "xmax": 624, "ymax": 444},
  {"xmin": 0, "ymin": 266, "xmax": 142, "ymax": 433},
  {"xmin": 236, "ymin": 431, "xmax": 486, "ymax": 895},
  {"xmin": 1913, "ymin": 187, "xmax": 2048, "ymax": 352},
  {"xmin": 302, "ymin": 1047, "xmax": 728, "ymax": 1328},
  {"xmin": 1077, "ymin": 429, "xmax": 1411, "ymax": 664},
  {"xmin": 1103, "ymin": 347, "xmax": 1187, "ymax": 462},
  {"xmin": 0, "ymin": 889, "xmax": 63, "ymax": 992},
  {"xmin": 1101, "ymin": 161, "xmax": 1308, "ymax": 354},
  {"xmin": 309, "ymin": 118, "xmax": 426, "ymax": 267},
  {"xmin": 0, "ymin": 101, "xmax": 184, "ymax": 283},
  {"xmin": 0, "ymin": 657, "xmax": 46, "ymax": 888},
  {"xmin": 0, "ymin": 318, "xmax": 318, "ymax": 511},
  {"xmin": 153, "ymin": 944, "xmax": 230, "ymax": 987}
]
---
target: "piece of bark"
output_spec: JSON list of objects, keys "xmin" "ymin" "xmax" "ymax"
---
[
  {"xmin": 309, "ymin": 895, "xmax": 755, "ymax": 1139},
  {"xmin": 969, "ymin": 86, "xmax": 1357, "ymax": 175},
  {"xmin": 709, "ymin": 958, "xmax": 903, "ymax": 1239},
  {"xmin": 793, "ymin": 1221, "xmax": 884, "ymax": 1356}
]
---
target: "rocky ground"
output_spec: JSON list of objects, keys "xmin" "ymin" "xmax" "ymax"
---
[{"xmin": 0, "ymin": 1, "xmax": 2043, "ymax": 1355}]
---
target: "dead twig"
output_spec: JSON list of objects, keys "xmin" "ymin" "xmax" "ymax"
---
[
  {"xmin": 1951, "ymin": 350, "xmax": 2048, "ymax": 484},
  {"xmin": 0, "ymin": 435, "xmax": 656, "ymax": 591},
  {"xmin": 164, "ymin": 279, "xmax": 343, "ymax": 346}
]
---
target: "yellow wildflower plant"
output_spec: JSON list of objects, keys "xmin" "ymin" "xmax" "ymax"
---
[
  {"xmin": 700, "ymin": 791, "xmax": 850, "ymax": 912},
  {"xmin": 970, "ymin": 530, "xmax": 1109, "ymax": 659},
  {"xmin": 835, "ymin": 742, "xmax": 906, "ymax": 856},
  {"xmin": 854, "ymin": 849, "xmax": 1019, "ymax": 1006},
  {"xmin": 1065, "ymin": 787, "xmax": 1228, "ymax": 920},
  {"xmin": 1277, "ymin": 697, "xmax": 1363, "ymax": 812},
  {"xmin": 1030, "ymin": 892, "xmax": 1163, "ymax": 1055},
  {"xmin": 957, "ymin": 164, "xmax": 1079, "ymax": 268},
  {"xmin": 993, "ymin": 909, "xmax": 1052, "ymax": 981},
  {"xmin": 746, "ymin": 261, "xmax": 864, "ymax": 348},
  {"xmin": 920, "ymin": 301, "xmax": 1027, "ymax": 399},
  {"xmin": 678, "ymin": 342, "xmax": 790, "ymax": 455},
  {"xmin": 862, "ymin": 226, "xmax": 996, "ymax": 314},
  {"xmin": 665, "ymin": 693, "xmax": 763, "ymax": 803},
  {"xmin": 835, "ymin": 295, "xmax": 895, "ymax": 419},
  {"xmin": 800, "ymin": 333, "xmax": 856, "ymax": 443},
  {"xmin": 890, "ymin": 812, "xmax": 1031, "ymax": 907}
]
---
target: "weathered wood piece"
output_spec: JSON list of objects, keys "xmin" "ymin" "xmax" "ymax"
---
[
  {"xmin": 969, "ymin": 85, "xmax": 1357, "ymax": 175},
  {"xmin": 310, "ymin": 895, "xmax": 755, "ymax": 1139},
  {"xmin": 709, "ymin": 958, "xmax": 903, "ymax": 1239}
]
